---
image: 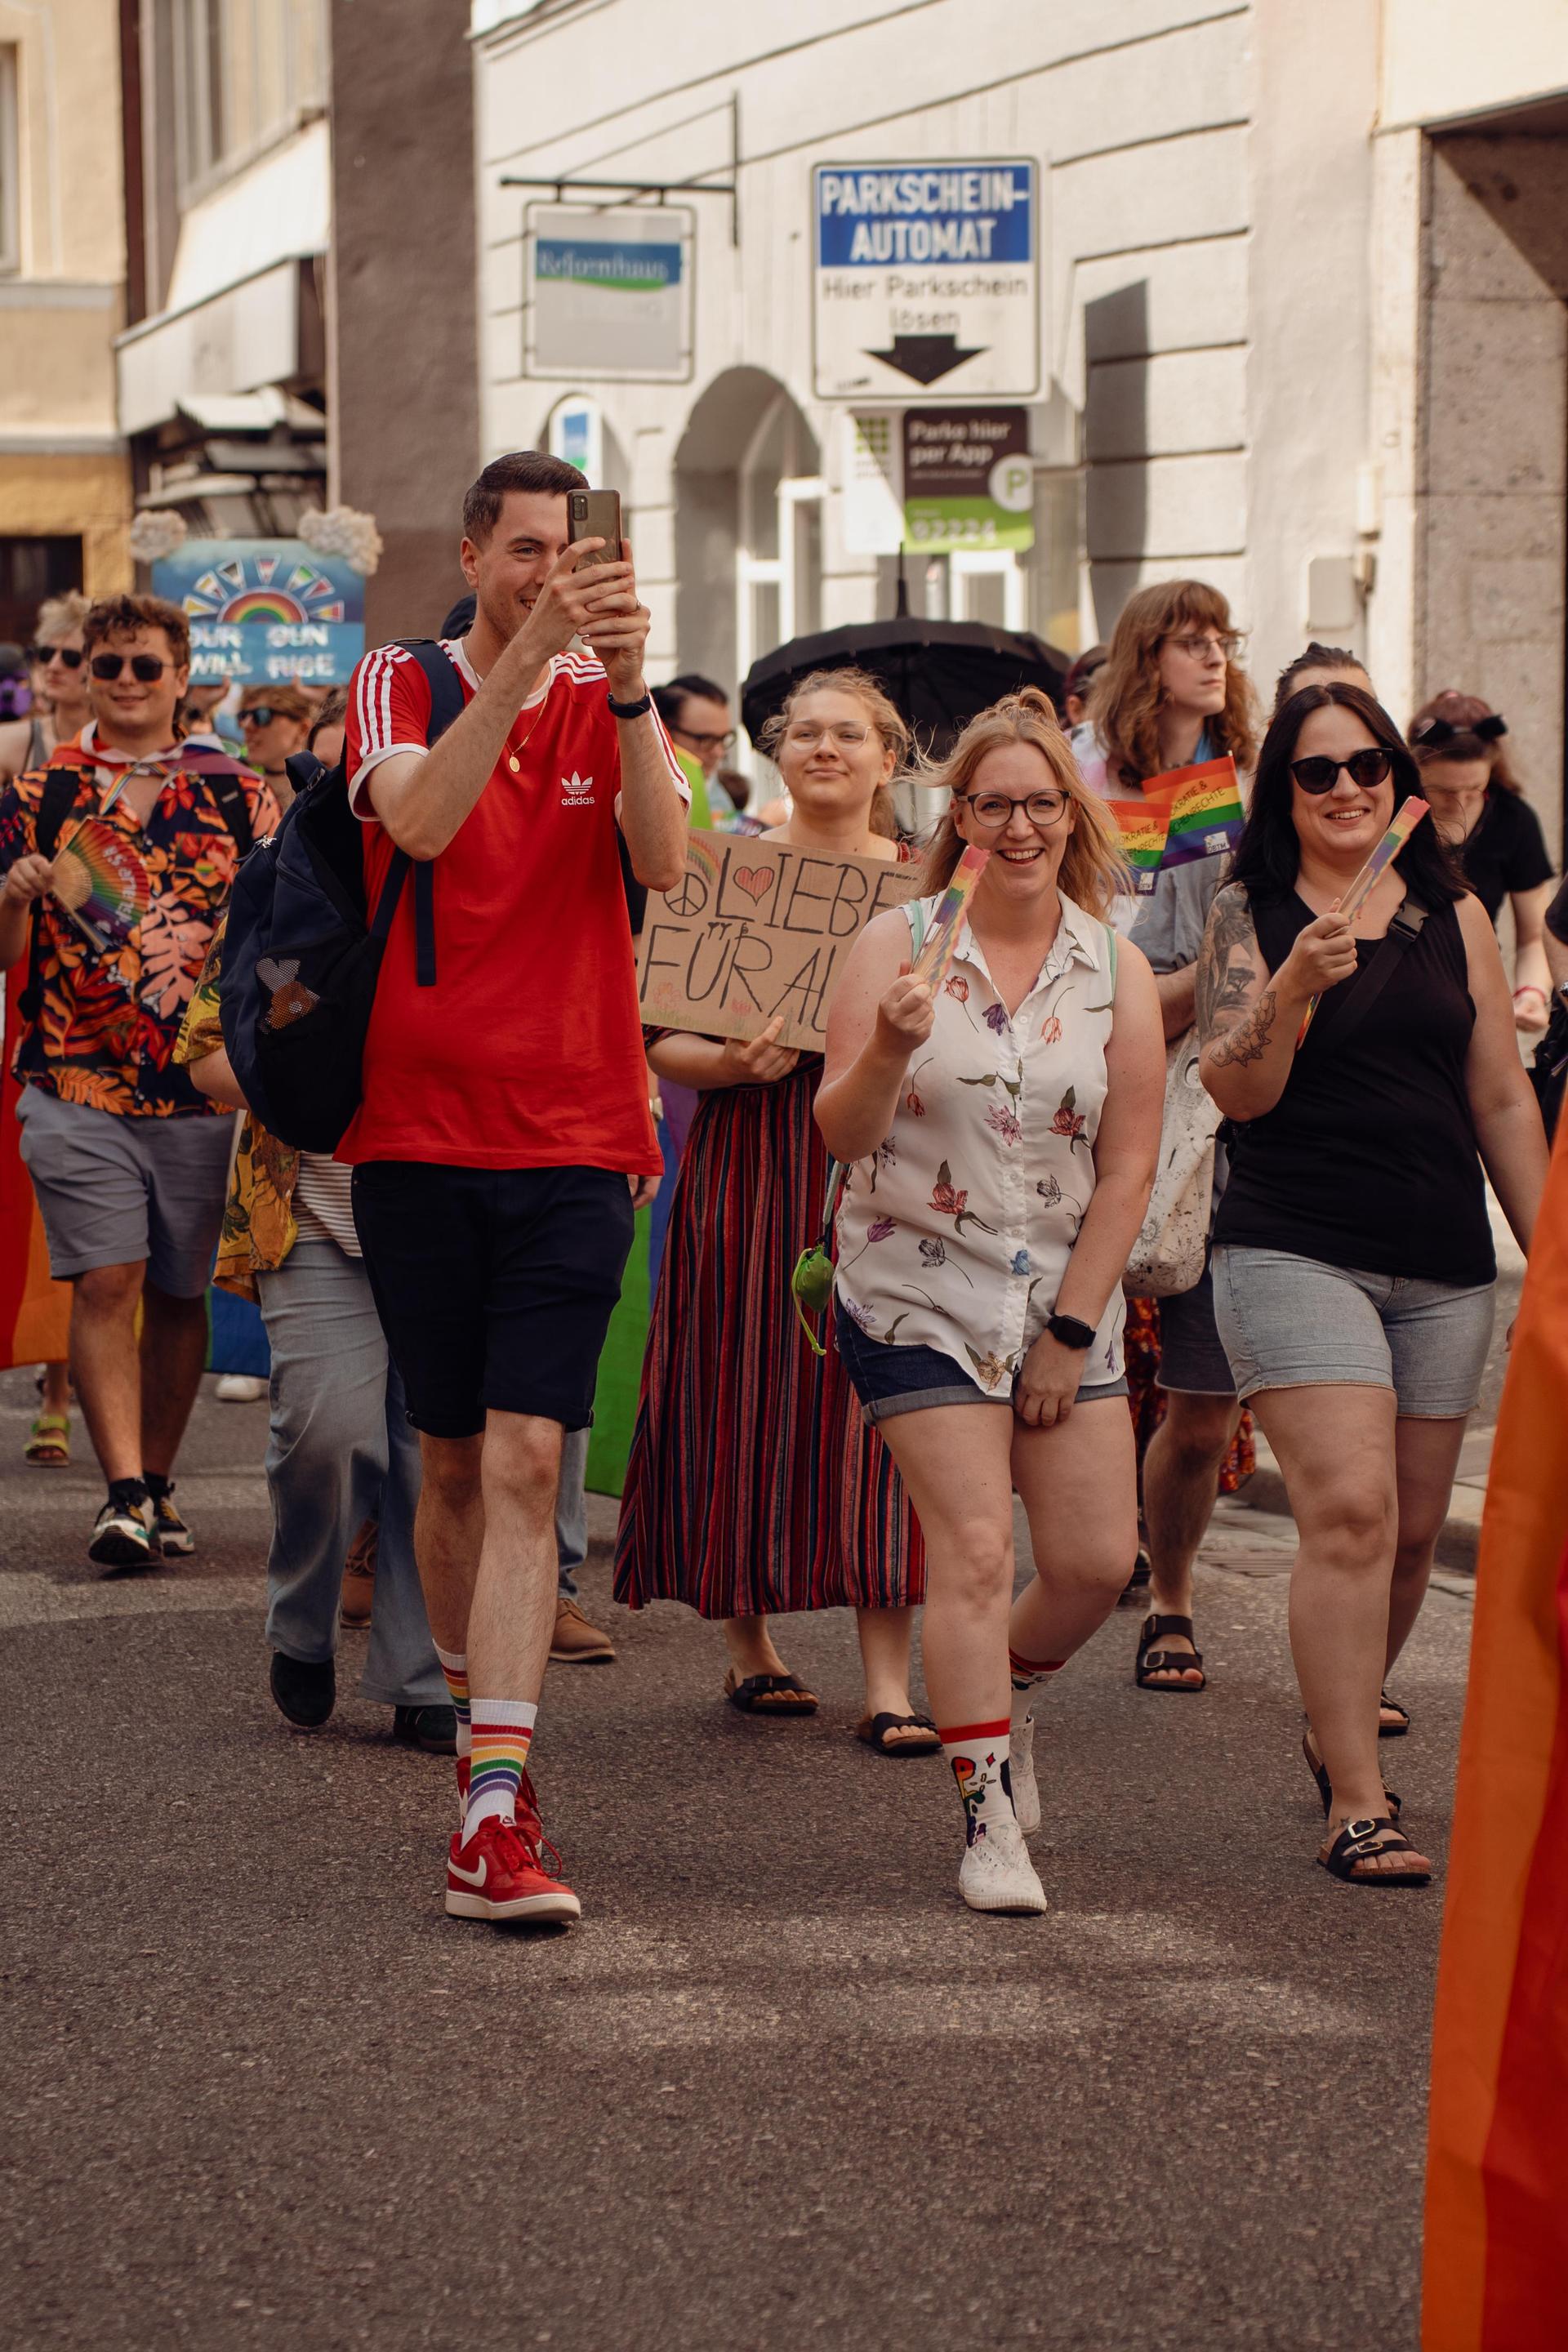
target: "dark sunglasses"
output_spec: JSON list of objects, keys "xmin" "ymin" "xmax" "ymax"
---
[
  {"xmin": 239, "ymin": 706, "xmax": 283, "ymax": 728},
  {"xmin": 29, "ymin": 644, "xmax": 86, "ymax": 669},
  {"xmin": 90, "ymin": 652, "xmax": 173, "ymax": 683},
  {"xmin": 1411, "ymin": 711, "xmax": 1507, "ymax": 748},
  {"xmin": 1290, "ymin": 748, "xmax": 1393, "ymax": 795}
]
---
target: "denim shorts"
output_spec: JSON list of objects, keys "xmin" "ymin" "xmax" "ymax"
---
[
  {"xmin": 16, "ymin": 1084, "xmax": 234, "ymax": 1297},
  {"xmin": 834, "ymin": 1295, "xmax": 1129, "ymax": 1426},
  {"xmin": 1210, "ymin": 1245, "xmax": 1495, "ymax": 1419}
]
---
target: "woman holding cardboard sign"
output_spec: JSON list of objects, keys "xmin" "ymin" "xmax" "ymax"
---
[
  {"xmin": 1198, "ymin": 682, "xmax": 1548, "ymax": 1886},
  {"xmin": 817, "ymin": 690, "xmax": 1165, "ymax": 1914},
  {"xmin": 615, "ymin": 670, "xmax": 933, "ymax": 1750}
]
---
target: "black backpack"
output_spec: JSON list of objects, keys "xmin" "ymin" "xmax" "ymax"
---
[{"xmin": 216, "ymin": 639, "xmax": 465, "ymax": 1152}]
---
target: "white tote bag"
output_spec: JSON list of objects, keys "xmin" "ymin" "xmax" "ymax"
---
[{"xmin": 1123, "ymin": 1025, "xmax": 1221, "ymax": 1299}]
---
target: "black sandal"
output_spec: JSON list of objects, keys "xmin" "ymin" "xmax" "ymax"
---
[
  {"xmin": 856, "ymin": 1711, "xmax": 941, "ymax": 1757},
  {"xmin": 1317, "ymin": 1815, "xmax": 1431, "ymax": 1886},
  {"xmin": 1379, "ymin": 1687, "xmax": 1410, "ymax": 1739},
  {"xmin": 1301, "ymin": 1731, "xmax": 1401, "ymax": 1822},
  {"xmin": 724, "ymin": 1669, "xmax": 818, "ymax": 1716},
  {"xmin": 1134, "ymin": 1613, "xmax": 1205, "ymax": 1692}
]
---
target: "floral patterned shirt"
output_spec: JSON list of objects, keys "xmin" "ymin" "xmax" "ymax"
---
[
  {"xmin": 172, "ymin": 917, "xmax": 297, "ymax": 1300},
  {"xmin": 835, "ymin": 889, "xmax": 1125, "ymax": 1395},
  {"xmin": 0, "ymin": 729, "xmax": 278, "ymax": 1118}
]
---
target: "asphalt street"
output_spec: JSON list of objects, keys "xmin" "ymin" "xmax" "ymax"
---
[{"xmin": 0, "ymin": 1364, "xmax": 1470, "ymax": 2352}]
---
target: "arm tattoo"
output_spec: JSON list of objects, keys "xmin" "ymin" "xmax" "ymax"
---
[
  {"xmin": 1209, "ymin": 986, "xmax": 1278, "ymax": 1067},
  {"xmin": 1196, "ymin": 884, "xmax": 1265, "ymax": 1049}
]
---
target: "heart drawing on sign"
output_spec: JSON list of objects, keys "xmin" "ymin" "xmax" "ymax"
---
[{"xmin": 732, "ymin": 865, "xmax": 775, "ymax": 903}]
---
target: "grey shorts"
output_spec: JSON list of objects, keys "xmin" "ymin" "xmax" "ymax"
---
[
  {"xmin": 1210, "ymin": 1244, "xmax": 1495, "ymax": 1419},
  {"xmin": 1154, "ymin": 1258, "xmax": 1238, "ymax": 1398},
  {"xmin": 16, "ymin": 1085, "xmax": 234, "ymax": 1298}
]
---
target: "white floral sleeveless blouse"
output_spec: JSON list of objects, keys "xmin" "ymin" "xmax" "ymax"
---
[{"xmin": 835, "ymin": 890, "xmax": 1125, "ymax": 1394}]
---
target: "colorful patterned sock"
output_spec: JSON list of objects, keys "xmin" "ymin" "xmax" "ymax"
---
[
  {"xmin": 463, "ymin": 1699, "xmax": 537, "ymax": 1838},
  {"xmin": 938, "ymin": 1718, "xmax": 1014, "ymax": 1846},
  {"xmin": 434, "ymin": 1645, "xmax": 470, "ymax": 1758},
  {"xmin": 1009, "ymin": 1647, "xmax": 1066, "ymax": 1693}
]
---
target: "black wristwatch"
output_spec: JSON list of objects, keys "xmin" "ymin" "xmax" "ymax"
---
[
  {"xmin": 607, "ymin": 688, "xmax": 653, "ymax": 719},
  {"xmin": 1046, "ymin": 1311, "xmax": 1097, "ymax": 1351}
]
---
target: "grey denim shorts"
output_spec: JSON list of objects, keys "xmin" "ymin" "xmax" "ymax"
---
[
  {"xmin": 16, "ymin": 1085, "xmax": 234, "ymax": 1297},
  {"xmin": 1210, "ymin": 1244, "xmax": 1495, "ymax": 1419}
]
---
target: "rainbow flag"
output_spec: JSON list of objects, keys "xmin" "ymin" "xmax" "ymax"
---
[
  {"xmin": 1162, "ymin": 756, "xmax": 1245, "ymax": 867},
  {"xmin": 911, "ymin": 844, "xmax": 989, "ymax": 991},
  {"xmin": 0, "ymin": 971, "xmax": 70, "ymax": 1372},
  {"xmin": 1107, "ymin": 799, "xmax": 1171, "ymax": 894},
  {"xmin": 1423, "ymin": 1118, "xmax": 1568, "ymax": 2349}
]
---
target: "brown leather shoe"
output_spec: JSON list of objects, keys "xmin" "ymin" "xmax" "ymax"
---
[
  {"xmin": 340, "ymin": 1517, "xmax": 377, "ymax": 1630},
  {"xmin": 550, "ymin": 1596, "xmax": 616, "ymax": 1664}
]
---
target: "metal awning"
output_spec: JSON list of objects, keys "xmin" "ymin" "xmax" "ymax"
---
[{"xmin": 115, "ymin": 258, "xmax": 323, "ymax": 438}]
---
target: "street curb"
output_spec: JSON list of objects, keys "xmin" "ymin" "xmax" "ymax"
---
[{"xmin": 1236, "ymin": 1468, "xmax": 1479, "ymax": 1575}]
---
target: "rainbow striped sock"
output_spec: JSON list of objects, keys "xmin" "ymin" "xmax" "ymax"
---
[
  {"xmin": 434, "ymin": 1646, "xmax": 470, "ymax": 1757},
  {"xmin": 463, "ymin": 1699, "xmax": 537, "ymax": 1838},
  {"xmin": 937, "ymin": 1718, "xmax": 1014, "ymax": 1846}
]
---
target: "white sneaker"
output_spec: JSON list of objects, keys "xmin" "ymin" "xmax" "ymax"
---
[
  {"xmin": 1009, "ymin": 1698, "xmax": 1040, "ymax": 1836},
  {"xmin": 216, "ymin": 1373, "xmax": 265, "ymax": 1403},
  {"xmin": 957, "ymin": 1816, "xmax": 1048, "ymax": 1914}
]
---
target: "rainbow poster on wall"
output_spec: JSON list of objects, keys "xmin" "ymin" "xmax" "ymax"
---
[{"xmin": 150, "ymin": 540, "xmax": 364, "ymax": 689}]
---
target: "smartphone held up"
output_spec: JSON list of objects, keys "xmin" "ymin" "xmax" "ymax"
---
[{"xmin": 567, "ymin": 488, "xmax": 623, "ymax": 568}]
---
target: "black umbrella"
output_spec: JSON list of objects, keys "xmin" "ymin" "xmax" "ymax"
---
[{"xmin": 740, "ymin": 617, "xmax": 1071, "ymax": 760}]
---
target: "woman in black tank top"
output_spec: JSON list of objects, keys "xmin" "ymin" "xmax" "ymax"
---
[{"xmin": 1195, "ymin": 684, "xmax": 1547, "ymax": 1888}]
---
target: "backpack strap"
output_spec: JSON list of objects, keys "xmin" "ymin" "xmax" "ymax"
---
[
  {"xmin": 386, "ymin": 639, "xmax": 466, "ymax": 991},
  {"xmin": 203, "ymin": 769, "xmax": 255, "ymax": 856},
  {"xmin": 1312, "ymin": 891, "xmax": 1430, "ymax": 1056},
  {"xmin": 20, "ymin": 767, "xmax": 90, "ymax": 1021}
]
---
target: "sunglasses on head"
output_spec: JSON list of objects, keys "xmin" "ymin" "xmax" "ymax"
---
[
  {"xmin": 29, "ymin": 644, "xmax": 86, "ymax": 669},
  {"xmin": 1411, "ymin": 711, "xmax": 1507, "ymax": 748},
  {"xmin": 90, "ymin": 652, "xmax": 172, "ymax": 683},
  {"xmin": 1290, "ymin": 748, "xmax": 1392, "ymax": 795}
]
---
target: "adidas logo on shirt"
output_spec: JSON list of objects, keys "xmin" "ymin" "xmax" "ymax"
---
[{"xmin": 560, "ymin": 770, "xmax": 595, "ymax": 807}]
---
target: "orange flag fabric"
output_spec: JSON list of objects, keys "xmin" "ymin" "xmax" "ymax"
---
[
  {"xmin": 0, "ymin": 967, "xmax": 70, "ymax": 1370},
  {"xmin": 1423, "ymin": 1123, "xmax": 1568, "ymax": 2348}
]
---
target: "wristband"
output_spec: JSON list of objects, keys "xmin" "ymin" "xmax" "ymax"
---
[
  {"xmin": 607, "ymin": 688, "xmax": 653, "ymax": 720},
  {"xmin": 1046, "ymin": 1311, "xmax": 1097, "ymax": 1351}
]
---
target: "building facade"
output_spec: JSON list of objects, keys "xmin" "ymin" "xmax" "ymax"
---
[
  {"xmin": 470, "ymin": 0, "xmax": 1567, "ymax": 845},
  {"xmin": 0, "ymin": 0, "xmax": 132, "ymax": 641}
]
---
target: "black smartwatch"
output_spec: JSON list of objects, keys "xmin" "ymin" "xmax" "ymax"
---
[
  {"xmin": 607, "ymin": 688, "xmax": 653, "ymax": 719},
  {"xmin": 1045, "ymin": 1311, "xmax": 1096, "ymax": 1351}
]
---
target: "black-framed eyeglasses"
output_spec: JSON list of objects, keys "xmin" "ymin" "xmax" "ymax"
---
[
  {"xmin": 1412, "ymin": 712, "xmax": 1507, "ymax": 748},
  {"xmin": 1290, "ymin": 748, "xmax": 1392, "ymax": 795},
  {"xmin": 29, "ymin": 644, "xmax": 86, "ymax": 669},
  {"xmin": 958, "ymin": 788, "xmax": 1071, "ymax": 830},
  {"xmin": 673, "ymin": 724, "xmax": 737, "ymax": 753},
  {"xmin": 239, "ymin": 706, "xmax": 283, "ymax": 728},
  {"xmin": 90, "ymin": 653, "xmax": 172, "ymax": 683}
]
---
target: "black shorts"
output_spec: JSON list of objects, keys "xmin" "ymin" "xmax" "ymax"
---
[{"xmin": 351, "ymin": 1162, "xmax": 635, "ymax": 1439}]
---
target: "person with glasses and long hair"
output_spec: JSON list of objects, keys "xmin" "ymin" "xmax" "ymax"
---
[
  {"xmin": 816, "ymin": 689, "xmax": 1165, "ymax": 1912},
  {"xmin": 1408, "ymin": 690, "xmax": 1556, "ymax": 1036},
  {"xmin": 0, "ymin": 592, "xmax": 93, "ymax": 785},
  {"xmin": 1078, "ymin": 581, "xmax": 1261, "ymax": 1695},
  {"xmin": 616, "ymin": 669, "xmax": 932, "ymax": 1750},
  {"xmin": 1197, "ymin": 682, "xmax": 1547, "ymax": 1886}
]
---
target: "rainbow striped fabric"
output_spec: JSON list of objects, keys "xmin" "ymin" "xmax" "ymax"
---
[
  {"xmin": 1160, "ymin": 757, "xmax": 1245, "ymax": 867},
  {"xmin": 1423, "ymin": 1122, "xmax": 1568, "ymax": 2350},
  {"xmin": 465, "ymin": 1701, "xmax": 537, "ymax": 1832},
  {"xmin": 1107, "ymin": 799, "xmax": 1170, "ymax": 893}
]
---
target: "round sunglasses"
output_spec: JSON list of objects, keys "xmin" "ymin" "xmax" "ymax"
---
[
  {"xmin": 90, "ymin": 652, "xmax": 174, "ymax": 683},
  {"xmin": 29, "ymin": 644, "xmax": 86, "ymax": 669},
  {"xmin": 1290, "ymin": 748, "xmax": 1392, "ymax": 795}
]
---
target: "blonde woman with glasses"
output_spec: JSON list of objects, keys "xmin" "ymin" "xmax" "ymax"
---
[{"xmin": 817, "ymin": 689, "xmax": 1165, "ymax": 1912}]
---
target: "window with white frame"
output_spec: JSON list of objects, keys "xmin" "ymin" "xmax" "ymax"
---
[
  {"xmin": 0, "ymin": 45, "xmax": 19, "ymax": 275},
  {"xmin": 175, "ymin": 0, "xmax": 328, "ymax": 194},
  {"xmin": 735, "ymin": 394, "xmax": 823, "ymax": 687}
]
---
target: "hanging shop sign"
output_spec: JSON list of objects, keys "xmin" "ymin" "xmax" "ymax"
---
[
  {"xmin": 152, "ymin": 541, "xmax": 364, "ymax": 686},
  {"xmin": 813, "ymin": 159, "xmax": 1039, "ymax": 402},
  {"xmin": 524, "ymin": 205, "xmax": 694, "ymax": 382},
  {"xmin": 902, "ymin": 408, "xmax": 1034, "ymax": 552}
]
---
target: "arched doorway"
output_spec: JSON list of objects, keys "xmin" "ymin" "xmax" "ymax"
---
[{"xmin": 673, "ymin": 368, "xmax": 822, "ymax": 704}]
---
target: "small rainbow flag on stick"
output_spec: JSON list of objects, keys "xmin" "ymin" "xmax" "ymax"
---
[
  {"xmin": 1164, "ymin": 756, "xmax": 1245, "ymax": 867},
  {"xmin": 1108, "ymin": 800, "xmax": 1170, "ymax": 893},
  {"xmin": 911, "ymin": 844, "xmax": 989, "ymax": 991},
  {"xmin": 1294, "ymin": 794, "xmax": 1429, "ymax": 1045}
]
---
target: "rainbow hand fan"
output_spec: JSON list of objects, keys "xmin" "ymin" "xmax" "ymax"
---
[
  {"xmin": 911, "ymin": 844, "xmax": 990, "ymax": 991},
  {"xmin": 51, "ymin": 819, "xmax": 149, "ymax": 952}
]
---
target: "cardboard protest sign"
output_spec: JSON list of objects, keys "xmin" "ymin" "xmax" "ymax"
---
[{"xmin": 638, "ymin": 830, "xmax": 920, "ymax": 1052}]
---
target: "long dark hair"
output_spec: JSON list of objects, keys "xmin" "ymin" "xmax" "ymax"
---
[{"xmin": 1230, "ymin": 683, "xmax": 1465, "ymax": 905}]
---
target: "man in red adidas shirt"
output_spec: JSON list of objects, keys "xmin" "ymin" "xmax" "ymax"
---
[{"xmin": 342, "ymin": 451, "xmax": 688, "ymax": 1925}]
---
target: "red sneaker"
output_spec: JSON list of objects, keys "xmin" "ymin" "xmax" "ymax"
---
[{"xmin": 444, "ymin": 1811, "xmax": 580, "ymax": 1924}]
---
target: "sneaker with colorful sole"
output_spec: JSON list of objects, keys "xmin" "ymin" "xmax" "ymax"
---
[{"xmin": 150, "ymin": 1488, "xmax": 195, "ymax": 1558}]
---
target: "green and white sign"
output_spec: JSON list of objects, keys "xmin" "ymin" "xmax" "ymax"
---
[
  {"xmin": 524, "ymin": 205, "xmax": 694, "ymax": 382},
  {"xmin": 902, "ymin": 408, "xmax": 1034, "ymax": 553}
]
